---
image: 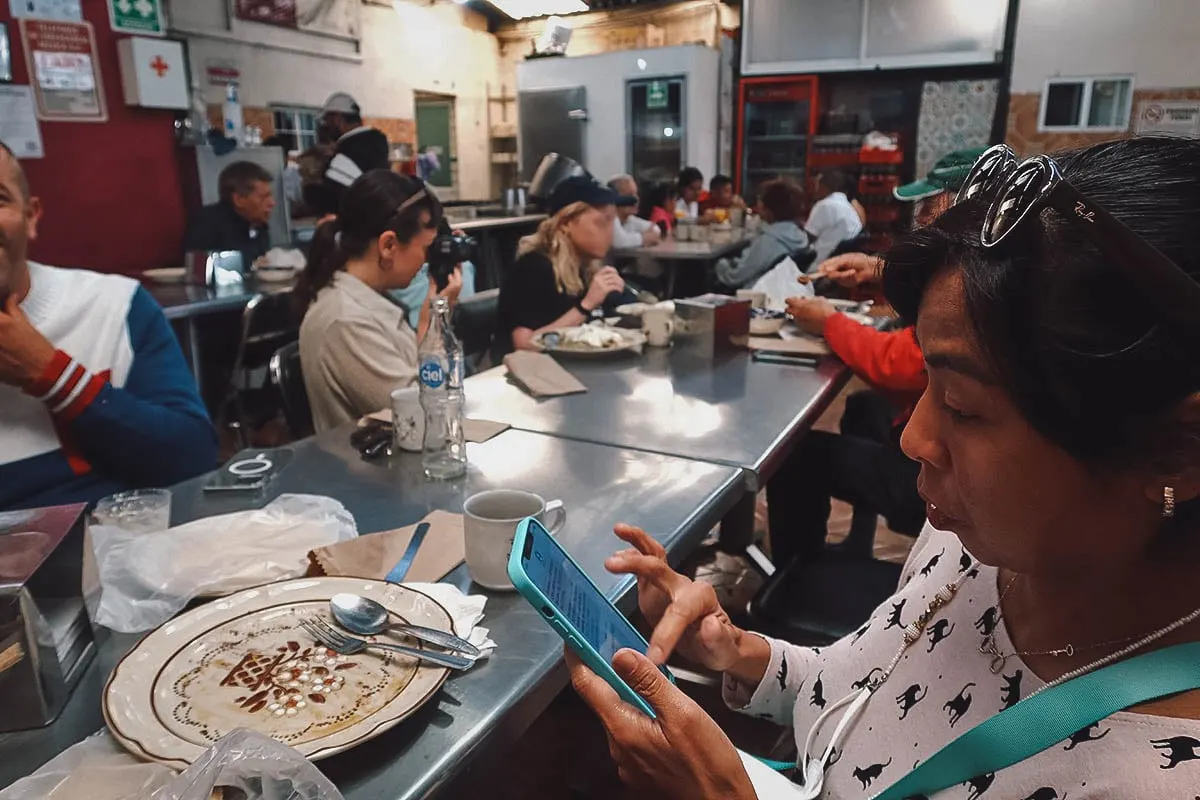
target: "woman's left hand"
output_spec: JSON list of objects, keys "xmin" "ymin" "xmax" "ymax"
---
[
  {"xmin": 785, "ymin": 296, "xmax": 836, "ymax": 336},
  {"xmin": 567, "ymin": 647, "xmax": 757, "ymax": 800}
]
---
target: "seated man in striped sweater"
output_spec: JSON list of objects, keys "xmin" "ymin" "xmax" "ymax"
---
[{"xmin": 0, "ymin": 141, "xmax": 218, "ymax": 511}]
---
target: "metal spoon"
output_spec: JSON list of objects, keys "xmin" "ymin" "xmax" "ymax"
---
[{"xmin": 329, "ymin": 593, "xmax": 482, "ymax": 657}]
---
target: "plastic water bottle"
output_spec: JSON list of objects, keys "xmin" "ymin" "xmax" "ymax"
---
[
  {"xmin": 223, "ymin": 82, "xmax": 244, "ymax": 144},
  {"xmin": 418, "ymin": 297, "xmax": 467, "ymax": 480}
]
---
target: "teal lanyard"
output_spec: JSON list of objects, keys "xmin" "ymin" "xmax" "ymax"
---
[{"xmin": 872, "ymin": 642, "xmax": 1200, "ymax": 800}]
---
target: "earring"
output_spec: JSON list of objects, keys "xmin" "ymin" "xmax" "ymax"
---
[{"xmin": 1163, "ymin": 486, "xmax": 1176, "ymax": 519}]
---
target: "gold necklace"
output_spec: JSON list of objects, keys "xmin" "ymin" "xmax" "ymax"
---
[{"xmin": 980, "ymin": 573, "xmax": 1163, "ymax": 674}]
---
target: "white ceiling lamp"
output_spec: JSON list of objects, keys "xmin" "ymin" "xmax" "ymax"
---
[{"xmin": 483, "ymin": 0, "xmax": 588, "ymax": 20}]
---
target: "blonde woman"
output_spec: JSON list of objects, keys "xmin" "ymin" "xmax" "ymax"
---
[{"xmin": 499, "ymin": 176, "xmax": 625, "ymax": 351}]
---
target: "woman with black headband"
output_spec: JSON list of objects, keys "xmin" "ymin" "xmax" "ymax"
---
[
  {"xmin": 563, "ymin": 137, "xmax": 1200, "ymax": 799},
  {"xmin": 297, "ymin": 170, "xmax": 461, "ymax": 433}
]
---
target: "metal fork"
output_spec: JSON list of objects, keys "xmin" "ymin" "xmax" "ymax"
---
[{"xmin": 298, "ymin": 617, "xmax": 474, "ymax": 671}]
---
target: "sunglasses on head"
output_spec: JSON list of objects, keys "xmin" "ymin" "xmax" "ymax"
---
[{"xmin": 955, "ymin": 144, "xmax": 1200, "ymax": 336}]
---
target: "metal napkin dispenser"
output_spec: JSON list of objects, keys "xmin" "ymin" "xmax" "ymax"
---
[
  {"xmin": 0, "ymin": 504, "xmax": 93, "ymax": 732},
  {"xmin": 673, "ymin": 294, "xmax": 751, "ymax": 359},
  {"xmin": 186, "ymin": 249, "xmax": 244, "ymax": 287}
]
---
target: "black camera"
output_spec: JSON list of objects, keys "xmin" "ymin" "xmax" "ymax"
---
[{"xmin": 427, "ymin": 218, "xmax": 477, "ymax": 291}]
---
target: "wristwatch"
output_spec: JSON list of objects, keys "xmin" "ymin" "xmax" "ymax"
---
[{"xmin": 575, "ymin": 299, "xmax": 593, "ymax": 316}]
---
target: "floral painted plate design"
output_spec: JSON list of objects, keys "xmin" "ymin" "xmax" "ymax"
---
[{"xmin": 103, "ymin": 577, "xmax": 454, "ymax": 766}]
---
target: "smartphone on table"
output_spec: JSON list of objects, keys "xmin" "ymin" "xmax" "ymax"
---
[{"xmin": 508, "ymin": 516, "xmax": 672, "ymax": 717}]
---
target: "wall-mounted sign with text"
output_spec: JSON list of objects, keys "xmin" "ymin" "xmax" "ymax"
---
[
  {"xmin": 7, "ymin": 0, "xmax": 81, "ymax": 22},
  {"xmin": 1135, "ymin": 100, "xmax": 1200, "ymax": 138},
  {"xmin": 19, "ymin": 18, "xmax": 107, "ymax": 122}
]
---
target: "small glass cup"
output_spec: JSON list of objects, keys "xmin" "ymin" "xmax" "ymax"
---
[{"xmin": 93, "ymin": 489, "xmax": 173, "ymax": 534}]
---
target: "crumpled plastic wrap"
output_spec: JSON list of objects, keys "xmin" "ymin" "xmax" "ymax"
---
[
  {"xmin": 0, "ymin": 729, "xmax": 344, "ymax": 800},
  {"xmin": 88, "ymin": 494, "xmax": 357, "ymax": 633}
]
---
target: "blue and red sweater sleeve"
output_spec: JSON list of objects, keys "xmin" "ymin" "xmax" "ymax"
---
[
  {"xmin": 823, "ymin": 312, "xmax": 927, "ymax": 407},
  {"xmin": 23, "ymin": 286, "xmax": 218, "ymax": 487}
]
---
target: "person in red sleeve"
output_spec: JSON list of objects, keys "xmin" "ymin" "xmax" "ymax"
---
[{"xmin": 765, "ymin": 147, "xmax": 983, "ymax": 563}]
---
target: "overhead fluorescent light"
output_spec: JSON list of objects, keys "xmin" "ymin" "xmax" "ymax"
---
[{"xmin": 483, "ymin": 0, "xmax": 588, "ymax": 20}]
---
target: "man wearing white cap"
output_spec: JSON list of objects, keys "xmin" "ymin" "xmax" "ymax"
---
[{"xmin": 315, "ymin": 92, "xmax": 390, "ymax": 216}]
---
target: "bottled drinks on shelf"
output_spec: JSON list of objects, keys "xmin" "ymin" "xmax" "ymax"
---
[{"xmin": 418, "ymin": 297, "xmax": 467, "ymax": 480}]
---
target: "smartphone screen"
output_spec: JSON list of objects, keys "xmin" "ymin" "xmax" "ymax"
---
[{"xmin": 520, "ymin": 518, "xmax": 648, "ymax": 665}]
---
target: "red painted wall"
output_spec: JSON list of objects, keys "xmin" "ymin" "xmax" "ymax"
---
[{"xmin": 1, "ymin": 6, "xmax": 187, "ymax": 274}]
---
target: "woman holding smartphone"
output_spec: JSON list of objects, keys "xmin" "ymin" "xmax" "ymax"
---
[{"xmin": 568, "ymin": 137, "xmax": 1200, "ymax": 798}]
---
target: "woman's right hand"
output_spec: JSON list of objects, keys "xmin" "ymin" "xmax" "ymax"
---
[
  {"xmin": 583, "ymin": 266, "xmax": 625, "ymax": 311},
  {"xmin": 818, "ymin": 252, "xmax": 884, "ymax": 288},
  {"xmin": 605, "ymin": 524, "xmax": 743, "ymax": 671}
]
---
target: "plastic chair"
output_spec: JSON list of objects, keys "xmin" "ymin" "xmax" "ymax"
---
[{"xmin": 268, "ymin": 341, "xmax": 313, "ymax": 440}]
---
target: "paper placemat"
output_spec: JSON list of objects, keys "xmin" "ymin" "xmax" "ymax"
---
[
  {"xmin": 502, "ymin": 351, "xmax": 587, "ymax": 397},
  {"xmin": 363, "ymin": 412, "xmax": 512, "ymax": 444},
  {"xmin": 308, "ymin": 510, "xmax": 465, "ymax": 583}
]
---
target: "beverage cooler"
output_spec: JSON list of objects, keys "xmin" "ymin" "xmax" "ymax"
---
[{"xmin": 735, "ymin": 76, "xmax": 819, "ymax": 204}]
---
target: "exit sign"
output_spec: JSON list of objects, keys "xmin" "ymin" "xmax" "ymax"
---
[
  {"xmin": 108, "ymin": 0, "xmax": 165, "ymax": 37},
  {"xmin": 647, "ymin": 80, "xmax": 668, "ymax": 110}
]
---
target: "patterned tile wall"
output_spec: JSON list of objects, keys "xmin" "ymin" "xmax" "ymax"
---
[{"xmin": 916, "ymin": 80, "xmax": 1000, "ymax": 177}]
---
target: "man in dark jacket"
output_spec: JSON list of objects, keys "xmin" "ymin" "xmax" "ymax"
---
[
  {"xmin": 314, "ymin": 92, "xmax": 390, "ymax": 217},
  {"xmin": 183, "ymin": 160, "xmax": 275, "ymax": 267}
]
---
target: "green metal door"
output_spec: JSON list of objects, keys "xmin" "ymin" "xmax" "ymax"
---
[{"xmin": 415, "ymin": 100, "xmax": 454, "ymax": 188}]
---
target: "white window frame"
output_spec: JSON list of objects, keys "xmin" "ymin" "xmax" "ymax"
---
[
  {"xmin": 271, "ymin": 105, "xmax": 321, "ymax": 151},
  {"xmin": 1037, "ymin": 75, "xmax": 1135, "ymax": 133}
]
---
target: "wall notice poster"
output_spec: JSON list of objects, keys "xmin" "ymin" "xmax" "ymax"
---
[
  {"xmin": 235, "ymin": 0, "xmax": 360, "ymax": 39},
  {"xmin": 1135, "ymin": 100, "xmax": 1200, "ymax": 138},
  {"xmin": 20, "ymin": 19, "xmax": 106, "ymax": 122},
  {"xmin": 7, "ymin": 0, "xmax": 82, "ymax": 22},
  {"xmin": 235, "ymin": 0, "xmax": 298, "ymax": 28},
  {"xmin": 0, "ymin": 85, "xmax": 44, "ymax": 158}
]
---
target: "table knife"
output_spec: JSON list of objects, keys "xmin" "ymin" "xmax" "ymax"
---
[{"xmin": 386, "ymin": 521, "xmax": 430, "ymax": 583}]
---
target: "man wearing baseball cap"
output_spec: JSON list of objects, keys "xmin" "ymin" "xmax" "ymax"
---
[
  {"xmin": 313, "ymin": 92, "xmax": 390, "ymax": 217},
  {"xmin": 768, "ymin": 146, "xmax": 986, "ymax": 565}
]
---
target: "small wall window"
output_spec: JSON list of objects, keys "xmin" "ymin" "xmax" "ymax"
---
[
  {"xmin": 272, "ymin": 106, "xmax": 320, "ymax": 151},
  {"xmin": 1039, "ymin": 77, "xmax": 1133, "ymax": 132}
]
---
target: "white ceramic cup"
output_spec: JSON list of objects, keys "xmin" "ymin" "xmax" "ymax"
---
[
  {"xmin": 642, "ymin": 306, "xmax": 675, "ymax": 347},
  {"xmin": 391, "ymin": 387, "xmax": 425, "ymax": 452},
  {"xmin": 736, "ymin": 290, "xmax": 768, "ymax": 309},
  {"xmin": 463, "ymin": 490, "xmax": 566, "ymax": 590}
]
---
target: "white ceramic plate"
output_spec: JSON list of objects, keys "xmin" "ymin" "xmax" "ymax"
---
[
  {"xmin": 143, "ymin": 267, "xmax": 187, "ymax": 284},
  {"xmin": 534, "ymin": 326, "xmax": 646, "ymax": 358},
  {"xmin": 103, "ymin": 578, "xmax": 454, "ymax": 767}
]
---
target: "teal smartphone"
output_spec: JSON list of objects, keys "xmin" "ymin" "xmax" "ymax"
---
[{"xmin": 508, "ymin": 516, "xmax": 670, "ymax": 718}]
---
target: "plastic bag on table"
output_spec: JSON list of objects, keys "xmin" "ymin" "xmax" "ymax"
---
[
  {"xmin": 751, "ymin": 256, "xmax": 814, "ymax": 311},
  {"xmin": 0, "ymin": 731, "xmax": 174, "ymax": 800},
  {"xmin": 88, "ymin": 494, "xmax": 358, "ymax": 633},
  {"xmin": 151, "ymin": 729, "xmax": 344, "ymax": 800}
]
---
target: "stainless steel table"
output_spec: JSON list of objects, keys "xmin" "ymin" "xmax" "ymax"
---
[
  {"xmin": 466, "ymin": 348, "xmax": 848, "ymax": 493},
  {"xmin": 615, "ymin": 236, "xmax": 754, "ymax": 297},
  {"xmin": 466, "ymin": 348, "xmax": 850, "ymax": 549},
  {"xmin": 0, "ymin": 428, "xmax": 743, "ymax": 796}
]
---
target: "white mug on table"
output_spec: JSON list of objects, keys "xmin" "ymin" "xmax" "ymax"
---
[
  {"xmin": 463, "ymin": 490, "xmax": 566, "ymax": 590},
  {"xmin": 391, "ymin": 387, "xmax": 425, "ymax": 452}
]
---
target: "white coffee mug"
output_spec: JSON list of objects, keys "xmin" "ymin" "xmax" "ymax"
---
[
  {"xmin": 642, "ymin": 307, "xmax": 675, "ymax": 347},
  {"xmin": 463, "ymin": 489, "xmax": 566, "ymax": 590},
  {"xmin": 391, "ymin": 387, "xmax": 425, "ymax": 452},
  {"xmin": 736, "ymin": 289, "xmax": 768, "ymax": 309}
]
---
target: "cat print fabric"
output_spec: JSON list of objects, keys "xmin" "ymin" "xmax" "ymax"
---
[{"xmin": 723, "ymin": 526, "xmax": 1200, "ymax": 798}]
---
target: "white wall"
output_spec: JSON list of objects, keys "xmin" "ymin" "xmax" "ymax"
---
[
  {"xmin": 169, "ymin": 0, "xmax": 502, "ymax": 199},
  {"xmin": 516, "ymin": 44, "xmax": 721, "ymax": 183},
  {"xmin": 1010, "ymin": 0, "xmax": 1200, "ymax": 92}
]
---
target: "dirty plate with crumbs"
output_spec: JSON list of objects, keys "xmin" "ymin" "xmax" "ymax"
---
[{"xmin": 103, "ymin": 578, "xmax": 455, "ymax": 767}]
